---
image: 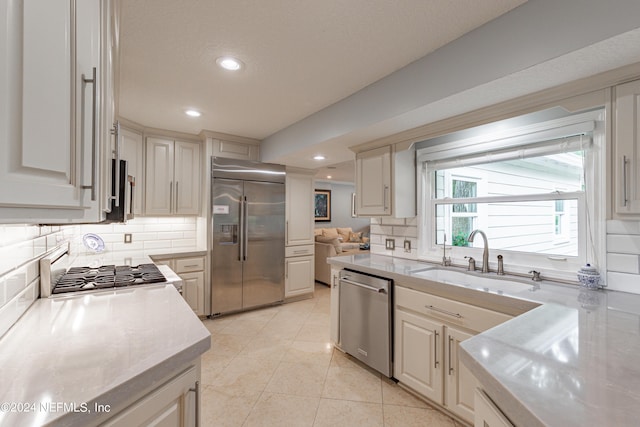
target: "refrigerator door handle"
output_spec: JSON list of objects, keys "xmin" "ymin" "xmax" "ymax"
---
[
  {"xmin": 243, "ymin": 196, "xmax": 249, "ymax": 260},
  {"xmin": 239, "ymin": 196, "xmax": 245, "ymax": 261}
]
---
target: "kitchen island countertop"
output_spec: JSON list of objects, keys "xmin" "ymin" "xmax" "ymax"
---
[
  {"xmin": 0, "ymin": 284, "xmax": 210, "ymax": 426},
  {"xmin": 328, "ymin": 253, "xmax": 640, "ymax": 427}
]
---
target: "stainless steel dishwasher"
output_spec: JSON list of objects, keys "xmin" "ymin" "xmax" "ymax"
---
[{"xmin": 339, "ymin": 269, "xmax": 393, "ymax": 377}]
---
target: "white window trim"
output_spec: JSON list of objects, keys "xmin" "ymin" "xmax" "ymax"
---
[{"xmin": 416, "ymin": 109, "xmax": 607, "ymax": 283}]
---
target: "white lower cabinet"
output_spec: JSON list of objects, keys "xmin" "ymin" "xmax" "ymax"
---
[
  {"xmin": 103, "ymin": 365, "xmax": 199, "ymax": 427},
  {"xmin": 285, "ymin": 255, "xmax": 314, "ymax": 298},
  {"xmin": 394, "ymin": 309, "xmax": 443, "ymax": 402},
  {"xmin": 474, "ymin": 388, "xmax": 513, "ymax": 427},
  {"xmin": 445, "ymin": 327, "xmax": 477, "ymax": 422},
  {"xmin": 329, "ymin": 268, "xmax": 341, "ymax": 346},
  {"xmin": 153, "ymin": 255, "xmax": 206, "ymax": 316},
  {"xmin": 284, "ymin": 244, "xmax": 314, "ymax": 299},
  {"xmin": 394, "ymin": 285, "xmax": 510, "ymax": 424}
]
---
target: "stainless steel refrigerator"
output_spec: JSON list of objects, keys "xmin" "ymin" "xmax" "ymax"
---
[{"xmin": 210, "ymin": 157, "xmax": 286, "ymax": 315}]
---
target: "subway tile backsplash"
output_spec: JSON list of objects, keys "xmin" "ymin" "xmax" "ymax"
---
[
  {"xmin": 369, "ymin": 217, "xmax": 419, "ymax": 260},
  {"xmin": 0, "ymin": 217, "xmax": 202, "ymax": 338},
  {"xmin": 72, "ymin": 217, "xmax": 198, "ymax": 254},
  {"xmin": 607, "ymin": 220, "xmax": 640, "ymax": 294},
  {"xmin": 372, "ymin": 218, "xmax": 640, "ymax": 295}
]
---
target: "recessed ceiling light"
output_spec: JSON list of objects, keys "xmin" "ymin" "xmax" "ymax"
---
[
  {"xmin": 327, "ymin": 175, "xmax": 332, "ymax": 179},
  {"xmin": 185, "ymin": 109, "xmax": 201, "ymax": 117},
  {"xmin": 216, "ymin": 56, "xmax": 243, "ymax": 71},
  {"xmin": 313, "ymin": 155, "xmax": 326, "ymax": 161}
]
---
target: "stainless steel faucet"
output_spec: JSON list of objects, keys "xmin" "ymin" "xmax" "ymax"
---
[
  {"xmin": 442, "ymin": 233, "xmax": 452, "ymax": 266},
  {"xmin": 468, "ymin": 229, "xmax": 489, "ymax": 273}
]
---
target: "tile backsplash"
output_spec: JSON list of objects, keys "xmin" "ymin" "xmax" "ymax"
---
[
  {"xmin": 606, "ymin": 220, "xmax": 640, "ymax": 294},
  {"xmin": 0, "ymin": 217, "xmax": 203, "ymax": 338},
  {"xmin": 370, "ymin": 217, "xmax": 640, "ymax": 295},
  {"xmin": 72, "ymin": 217, "xmax": 199, "ymax": 254},
  {"xmin": 369, "ymin": 217, "xmax": 419, "ymax": 260},
  {"xmin": 0, "ymin": 224, "xmax": 71, "ymax": 337}
]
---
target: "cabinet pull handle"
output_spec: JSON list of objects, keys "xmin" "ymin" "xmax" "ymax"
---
[
  {"xmin": 112, "ymin": 121, "xmax": 121, "ymax": 207},
  {"xmin": 175, "ymin": 181, "xmax": 179, "ymax": 212},
  {"xmin": 286, "ymin": 220, "xmax": 289, "ymax": 243},
  {"xmin": 434, "ymin": 330, "xmax": 439, "ymax": 368},
  {"xmin": 425, "ymin": 305, "xmax": 462, "ymax": 319},
  {"xmin": 384, "ymin": 185, "xmax": 389, "ymax": 211},
  {"xmin": 169, "ymin": 182, "xmax": 173, "ymax": 212},
  {"xmin": 285, "ymin": 260, "xmax": 289, "ymax": 279},
  {"xmin": 81, "ymin": 67, "xmax": 97, "ymax": 201},
  {"xmin": 448, "ymin": 336, "xmax": 454, "ymax": 375},
  {"xmin": 189, "ymin": 380, "xmax": 200, "ymax": 427},
  {"xmin": 183, "ymin": 264, "xmax": 199, "ymax": 269},
  {"xmin": 623, "ymin": 155, "xmax": 629, "ymax": 207}
]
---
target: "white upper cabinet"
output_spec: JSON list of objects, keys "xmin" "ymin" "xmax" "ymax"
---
[
  {"xmin": 0, "ymin": 0, "xmax": 116, "ymax": 223},
  {"xmin": 614, "ymin": 79, "xmax": 640, "ymax": 215},
  {"xmin": 120, "ymin": 127, "xmax": 144, "ymax": 215},
  {"xmin": 356, "ymin": 146, "xmax": 392, "ymax": 216},
  {"xmin": 145, "ymin": 137, "xmax": 201, "ymax": 215},
  {"xmin": 285, "ymin": 170, "xmax": 315, "ymax": 246},
  {"xmin": 355, "ymin": 145, "xmax": 415, "ymax": 217},
  {"xmin": 205, "ymin": 133, "xmax": 260, "ymax": 161}
]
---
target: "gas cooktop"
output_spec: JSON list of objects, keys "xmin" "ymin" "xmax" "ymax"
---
[{"xmin": 53, "ymin": 264, "xmax": 166, "ymax": 294}]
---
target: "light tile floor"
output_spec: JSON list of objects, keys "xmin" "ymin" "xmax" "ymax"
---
[{"xmin": 200, "ymin": 283, "xmax": 464, "ymax": 427}]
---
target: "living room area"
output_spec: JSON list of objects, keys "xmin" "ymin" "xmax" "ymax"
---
[{"xmin": 313, "ymin": 180, "xmax": 370, "ymax": 285}]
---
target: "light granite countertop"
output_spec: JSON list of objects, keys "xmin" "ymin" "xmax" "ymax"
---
[
  {"xmin": 0, "ymin": 284, "xmax": 211, "ymax": 426},
  {"xmin": 328, "ymin": 253, "xmax": 640, "ymax": 427}
]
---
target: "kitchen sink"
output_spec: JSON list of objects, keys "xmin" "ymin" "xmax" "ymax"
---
[{"xmin": 412, "ymin": 268, "xmax": 537, "ymax": 294}]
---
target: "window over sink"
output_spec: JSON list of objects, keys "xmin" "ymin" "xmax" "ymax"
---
[{"xmin": 416, "ymin": 107, "xmax": 606, "ymax": 281}]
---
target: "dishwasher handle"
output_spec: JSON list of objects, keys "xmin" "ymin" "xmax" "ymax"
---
[{"xmin": 340, "ymin": 277, "xmax": 387, "ymax": 293}]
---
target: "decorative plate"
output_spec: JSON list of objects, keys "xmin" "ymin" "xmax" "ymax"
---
[{"xmin": 83, "ymin": 233, "xmax": 105, "ymax": 253}]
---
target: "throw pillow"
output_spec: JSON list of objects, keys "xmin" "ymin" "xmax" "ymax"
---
[
  {"xmin": 348, "ymin": 231, "xmax": 363, "ymax": 242},
  {"xmin": 322, "ymin": 228, "xmax": 339, "ymax": 239},
  {"xmin": 315, "ymin": 235, "xmax": 342, "ymax": 253},
  {"xmin": 337, "ymin": 227, "xmax": 352, "ymax": 241},
  {"xmin": 314, "ymin": 228, "xmax": 323, "ymax": 237}
]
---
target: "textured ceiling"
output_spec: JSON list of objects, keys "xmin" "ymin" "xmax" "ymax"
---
[{"xmin": 118, "ymin": 0, "xmax": 527, "ymax": 139}]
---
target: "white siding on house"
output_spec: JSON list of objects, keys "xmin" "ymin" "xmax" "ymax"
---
[{"xmin": 434, "ymin": 155, "xmax": 582, "ymax": 256}]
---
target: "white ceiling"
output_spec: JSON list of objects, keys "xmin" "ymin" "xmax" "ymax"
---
[
  {"xmin": 118, "ymin": 0, "xmax": 527, "ymax": 174},
  {"xmin": 118, "ymin": 1, "xmax": 640, "ymax": 184}
]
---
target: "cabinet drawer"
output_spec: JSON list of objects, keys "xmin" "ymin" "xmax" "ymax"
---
[
  {"xmin": 395, "ymin": 286, "xmax": 511, "ymax": 333},
  {"xmin": 285, "ymin": 245, "xmax": 314, "ymax": 257},
  {"xmin": 175, "ymin": 257, "xmax": 205, "ymax": 273}
]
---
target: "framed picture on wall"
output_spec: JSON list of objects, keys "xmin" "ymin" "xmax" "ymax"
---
[{"xmin": 314, "ymin": 189, "xmax": 331, "ymax": 222}]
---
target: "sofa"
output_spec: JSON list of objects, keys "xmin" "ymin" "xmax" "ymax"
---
[{"xmin": 314, "ymin": 227, "xmax": 369, "ymax": 285}]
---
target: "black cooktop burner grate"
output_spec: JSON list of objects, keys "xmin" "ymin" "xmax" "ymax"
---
[{"xmin": 52, "ymin": 264, "xmax": 166, "ymax": 294}]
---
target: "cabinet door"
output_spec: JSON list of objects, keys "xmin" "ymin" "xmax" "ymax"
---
[
  {"xmin": 181, "ymin": 271, "xmax": 205, "ymax": 316},
  {"xmin": 285, "ymin": 255, "xmax": 314, "ymax": 298},
  {"xmin": 213, "ymin": 138, "xmax": 259, "ymax": 160},
  {"xmin": 286, "ymin": 173, "xmax": 315, "ymax": 246},
  {"xmin": 394, "ymin": 309, "xmax": 443, "ymax": 403},
  {"xmin": 145, "ymin": 137, "xmax": 174, "ymax": 215},
  {"xmin": 120, "ymin": 128, "xmax": 144, "ymax": 215},
  {"xmin": 103, "ymin": 366, "xmax": 198, "ymax": 427},
  {"xmin": 356, "ymin": 146, "xmax": 392, "ymax": 216},
  {"xmin": 474, "ymin": 389, "xmax": 513, "ymax": 427},
  {"xmin": 615, "ymin": 79, "xmax": 640, "ymax": 214},
  {"xmin": 0, "ymin": 0, "xmax": 106, "ymax": 222},
  {"xmin": 329, "ymin": 268, "xmax": 340, "ymax": 346},
  {"xmin": 174, "ymin": 140, "xmax": 201, "ymax": 215},
  {"xmin": 445, "ymin": 326, "xmax": 478, "ymax": 423}
]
